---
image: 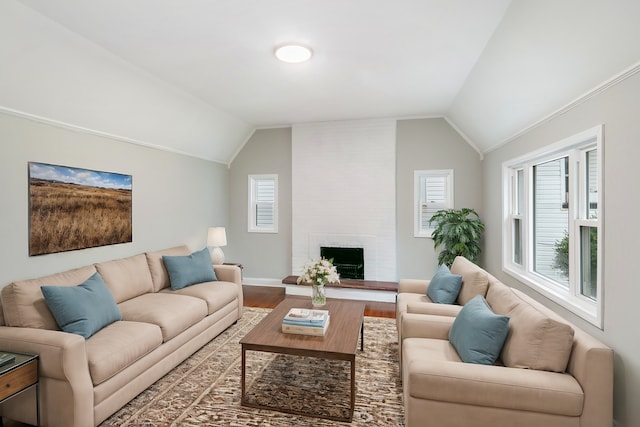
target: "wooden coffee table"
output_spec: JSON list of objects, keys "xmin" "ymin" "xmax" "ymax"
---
[{"xmin": 240, "ymin": 296, "xmax": 365, "ymax": 422}]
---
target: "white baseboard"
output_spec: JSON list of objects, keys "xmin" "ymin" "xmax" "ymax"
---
[
  {"xmin": 285, "ymin": 284, "xmax": 396, "ymax": 303},
  {"xmin": 243, "ymin": 277, "xmax": 397, "ymax": 303},
  {"xmin": 242, "ymin": 278, "xmax": 285, "ymax": 287}
]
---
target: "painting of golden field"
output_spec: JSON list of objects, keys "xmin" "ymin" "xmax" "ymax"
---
[{"xmin": 29, "ymin": 162, "xmax": 132, "ymax": 256}]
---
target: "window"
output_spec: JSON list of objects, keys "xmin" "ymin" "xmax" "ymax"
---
[
  {"xmin": 502, "ymin": 126, "xmax": 603, "ymax": 327},
  {"xmin": 414, "ymin": 170, "xmax": 453, "ymax": 237},
  {"xmin": 248, "ymin": 174, "xmax": 278, "ymax": 233}
]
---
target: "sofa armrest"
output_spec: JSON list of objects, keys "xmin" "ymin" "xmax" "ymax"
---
[
  {"xmin": 213, "ymin": 264, "xmax": 241, "ymax": 284},
  {"xmin": 213, "ymin": 265, "xmax": 243, "ymax": 317},
  {"xmin": 401, "ymin": 312, "xmax": 455, "ymax": 341},
  {"xmin": 398, "ymin": 279, "xmax": 430, "ymax": 294},
  {"xmin": 566, "ymin": 329, "xmax": 614, "ymax": 427},
  {"xmin": 0, "ymin": 326, "xmax": 94, "ymax": 427},
  {"xmin": 0, "ymin": 326, "xmax": 91, "ymax": 383}
]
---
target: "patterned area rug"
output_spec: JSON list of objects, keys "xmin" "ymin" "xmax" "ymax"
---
[{"xmin": 100, "ymin": 307, "xmax": 404, "ymax": 426}]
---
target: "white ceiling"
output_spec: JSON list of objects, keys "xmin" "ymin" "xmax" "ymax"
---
[{"xmin": 7, "ymin": 0, "xmax": 640, "ymax": 161}]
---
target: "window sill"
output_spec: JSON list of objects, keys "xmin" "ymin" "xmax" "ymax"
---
[
  {"xmin": 503, "ymin": 265, "xmax": 601, "ymax": 329},
  {"xmin": 414, "ymin": 230, "xmax": 435, "ymax": 239}
]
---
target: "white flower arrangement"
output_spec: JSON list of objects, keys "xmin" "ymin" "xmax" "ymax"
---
[{"xmin": 296, "ymin": 258, "xmax": 340, "ymax": 287}]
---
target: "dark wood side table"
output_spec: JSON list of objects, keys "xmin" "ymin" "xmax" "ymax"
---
[
  {"xmin": 223, "ymin": 262, "xmax": 244, "ymax": 280},
  {"xmin": 223, "ymin": 262, "xmax": 243, "ymax": 269},
  {"xmin": 0, "ymin": 352, "xmax": 39, "ymax": 427}
]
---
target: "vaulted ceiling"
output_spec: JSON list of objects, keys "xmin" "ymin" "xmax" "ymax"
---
[{"xmin": 4, "ymin": 0, "xmax": 640, "ymax": 162}]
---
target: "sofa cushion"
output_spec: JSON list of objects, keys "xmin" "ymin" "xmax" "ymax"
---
[
  {"xmin": 160, "ymin": 280, "xmax": 238, "ymax": 315},
  {"xmin": 41, "ymin": 272, "xmax": 122, "ymax": 339},
  {"xmin": 487, "ymin": 281, "xmax": 575, "ymax": 372},
  {"xmin": 86, "ymin": 320, "xmax": 163, "ymax": 385},
  {"xmin": 449, "ymin": 295, "xmax": 510, "ymax": 365},
  {"xmin": 163, "ymin": 248, "xmax": 217, "ymax": 290},
  {"xmin": 450, "ymin": 256, "xmax": 489, "ymax": 305},
  {"xmin": 146, "ymin": 245, "xmax": 191, "ymax": 292},
  {"xmin": 403, "ymin": 339, "xmax": 584, "ymax": 416},
  {"xmin": 506, "ymin": 304, "xmax": 574, "ymax": 373},
  {"xmin": 485, "ymin": 279, "xmax": 519, "ymax": 314},
  {"xmin": 1, "ymin": 265, "xmax": 97, "ymax": 329},
  {"xmin": 95, "ymin": 254, "xmax": 154, "ymax": 303},
  {"xmin": 426, "ymin": 264, "xmax": 462, "ymax": 304},
  {"xmin": 117, "ymin": 293, "xmax": 207, "ymax": 342}
]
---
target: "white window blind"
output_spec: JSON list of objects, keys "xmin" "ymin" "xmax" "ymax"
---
[
  {"xmin": 248, "ymin": 174, "xmax": 278, "ymax": 233},
  {"xmin": 414, "ymin": 170, "xmax": 453, "ymax": 237}
]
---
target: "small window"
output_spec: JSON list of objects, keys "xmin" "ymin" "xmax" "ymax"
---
[
  {"xmin": 248, "ymin": 174, "xmax": 278, "ymax": 233},
  {"xmin": 414, "ymin": 170, "xmax": 454, "ymax": 237}
]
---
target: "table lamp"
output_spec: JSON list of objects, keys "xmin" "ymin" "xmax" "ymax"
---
[{"xmin": 207, "ymin": 227, "xmax": 227, "ymax": 265}]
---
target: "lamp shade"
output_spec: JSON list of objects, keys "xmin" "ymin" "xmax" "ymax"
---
[{"xmin": 207, "ymin": 227, "xmax": 227, "ymax": 247}]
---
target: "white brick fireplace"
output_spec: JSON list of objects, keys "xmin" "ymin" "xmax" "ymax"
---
[{"xmin": 291, "ymin": 119, "xmax": 397, "ymax": 282}]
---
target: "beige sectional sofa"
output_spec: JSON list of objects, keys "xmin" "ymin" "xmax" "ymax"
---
[
  {"xmin": 397, "ymin": 257, "xmax": 613, "ymax": 427},
  {"xmin": 0, "ymin": 245, "xmax": 243, "ymax": 427}
]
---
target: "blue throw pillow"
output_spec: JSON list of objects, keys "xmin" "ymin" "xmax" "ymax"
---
[
  {"xmin": 163, "ymin": 247, "xmax": 217, "ymax": 290},
  {"xmin": 41, "ymin": 272, "xmax": 122, "ymax": 339},
  {"xmin": 449, "ymin": 295, "xmax": 510, "ymax": 365},
  {"xmin": 426, "ymin": 264, "xmax": 463, "ymax": 304}
]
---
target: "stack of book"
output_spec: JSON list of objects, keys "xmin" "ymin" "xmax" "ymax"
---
[{"xmin": 282, "ymin": 308, "xmax": 330, "ymax": 336}]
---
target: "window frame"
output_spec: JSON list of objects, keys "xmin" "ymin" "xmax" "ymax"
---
[
  {"xmin": 414, "ymin": 169, "xmax": 454, "ymax": 238},
  {"xmin": 502, "ymin": 125, "xmax": 603, "ymax": 328},
  {"xmin": 248, "ymin": 174, "xmax": 278, "ymax": 233}
]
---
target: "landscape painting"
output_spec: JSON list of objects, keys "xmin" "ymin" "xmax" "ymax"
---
[{"xmin": 29, "ymin": 162, "xmax": 132, "ymax": 256}]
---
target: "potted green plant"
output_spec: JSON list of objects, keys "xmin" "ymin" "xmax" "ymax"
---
[{"xmin": 429, "ymin": 208, "xmax": 485, "ymax": 266}]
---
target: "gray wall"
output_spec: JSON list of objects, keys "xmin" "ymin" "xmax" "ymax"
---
[
  {"xmin": 482, "ymin": 70, "xmax": 640, "ymax": 427},
  {"xmin": 396, "ymin": 118, "xmax": 483, "ymax": 279},
  {"xmin": 228, "ymin": 119, "xmax": 483, "ymax": 282},
  {"xmin": 226, "ymin": 128, "xmax": 292, "ymax": 280},
  {"xmin": 0, "ymin": 112, "xmax": 228, "ymax": 286}
]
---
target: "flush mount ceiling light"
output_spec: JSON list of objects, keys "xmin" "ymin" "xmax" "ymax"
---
[{"xmin": 274, "ymin": 44, "xmax": 313, "ymax": 63}]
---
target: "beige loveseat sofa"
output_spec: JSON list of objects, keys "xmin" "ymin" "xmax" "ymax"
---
[
  {"xmin": 397, "ymin": 257, "xmax": 613, "ymax": 427},
  {"xmin": 0, "ymin": 245, "xmax": 243, "ymax": 427}
]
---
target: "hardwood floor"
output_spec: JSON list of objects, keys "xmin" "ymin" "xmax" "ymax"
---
[{"xmin": 242, "ymin": 285, "xmax": 396, "ymax": 318}]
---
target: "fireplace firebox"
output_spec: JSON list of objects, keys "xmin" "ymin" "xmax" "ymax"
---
[{"xmin": 320, "ymin": 246, "xmax": 364, "ymax": 280}]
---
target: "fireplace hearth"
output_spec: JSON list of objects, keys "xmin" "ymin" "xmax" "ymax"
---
[{"xmin": 320, "ymin": 246, "xmax": 364, "ymax": 280}]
